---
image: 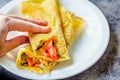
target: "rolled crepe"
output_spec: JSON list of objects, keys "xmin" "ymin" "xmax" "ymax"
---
[{"xmin": 21, "ymin": 0, "xmax": 69, "ymax": 62}]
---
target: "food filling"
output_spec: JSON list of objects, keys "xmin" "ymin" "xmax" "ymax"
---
[
  {"xmin": 37, "ymin": 36, "xmax": 59, "ymax": 61},
  {"xmin": 21, "ymin": 53, "xmax": 42, "ymax": 69}
]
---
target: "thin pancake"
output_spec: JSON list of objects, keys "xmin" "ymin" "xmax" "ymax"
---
[{"xmin": 22, "ymin": 0, "xmax": 69, "ymax": 62}]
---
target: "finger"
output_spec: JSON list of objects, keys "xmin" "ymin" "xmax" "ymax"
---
[
  {"xmin": 9, "ymin": 16, "xmax": 48, "ymax": 26},
  {"xmin": 4, "ymin": 35, "xmax": 29, "ymax": 53},
  {"xmin": 0, "ymin": 17, "xmax": 9, "ymax": 43},
  {"xmin": 7, "ymin": 18, "xmax": 51, "ymax": 33}
]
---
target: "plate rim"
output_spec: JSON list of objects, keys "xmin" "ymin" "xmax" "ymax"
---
[{"xmin": 0, "ymin": 0, "xmax": 110, "ymax": 79}]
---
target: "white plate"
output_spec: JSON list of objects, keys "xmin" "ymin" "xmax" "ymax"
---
[{"xmin": 0, "ymin": 0, "xmax": 110, "ymax": 79}]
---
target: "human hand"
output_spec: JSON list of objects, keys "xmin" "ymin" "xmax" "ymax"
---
[{"xmin": 0, "ymin": 14, "xmax": 50, "ymax": 56}]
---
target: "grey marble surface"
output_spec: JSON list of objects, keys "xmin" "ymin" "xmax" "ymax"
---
[{"xmin": 0, "ymin": 0, "xmax": 120, "ymax": 80}]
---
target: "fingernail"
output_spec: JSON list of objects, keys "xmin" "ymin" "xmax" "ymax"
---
[
  {"xmin": 25, "ymin": 37, "xmax": 30, "ymax": 43},
  {"xmin": 43, "ymin": 27, "xmax": 51, "ymax": 33},
  {"xmin": 38, "ymin": 20, "xmax": 48, "ymax": 26},
  {"xmin": 34, "ymin": 26, "xmax": 51, "ymax": 33}
]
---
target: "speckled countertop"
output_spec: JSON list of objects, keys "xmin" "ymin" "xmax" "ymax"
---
[{"xmin": 0, "ymin": 0, "xmax": 120, "ymax": 80}]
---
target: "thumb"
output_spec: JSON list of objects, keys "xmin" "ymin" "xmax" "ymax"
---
[{"xmin": 4, "ymin": 35, "xmax": 29, "ymax": 53}]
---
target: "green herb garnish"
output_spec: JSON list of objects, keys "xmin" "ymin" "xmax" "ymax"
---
[
  {"xmin": 21, "ymin": 52, "xmax": 26, "ymax": 60},
  {"xmin": 21, "ymin": 62, "xmax": 28, "ymax": 66}
]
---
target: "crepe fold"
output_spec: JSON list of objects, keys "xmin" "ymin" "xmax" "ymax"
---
[{"xmin": 59, "ymin": 7, "xmax": 84, "ymax": 48}]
